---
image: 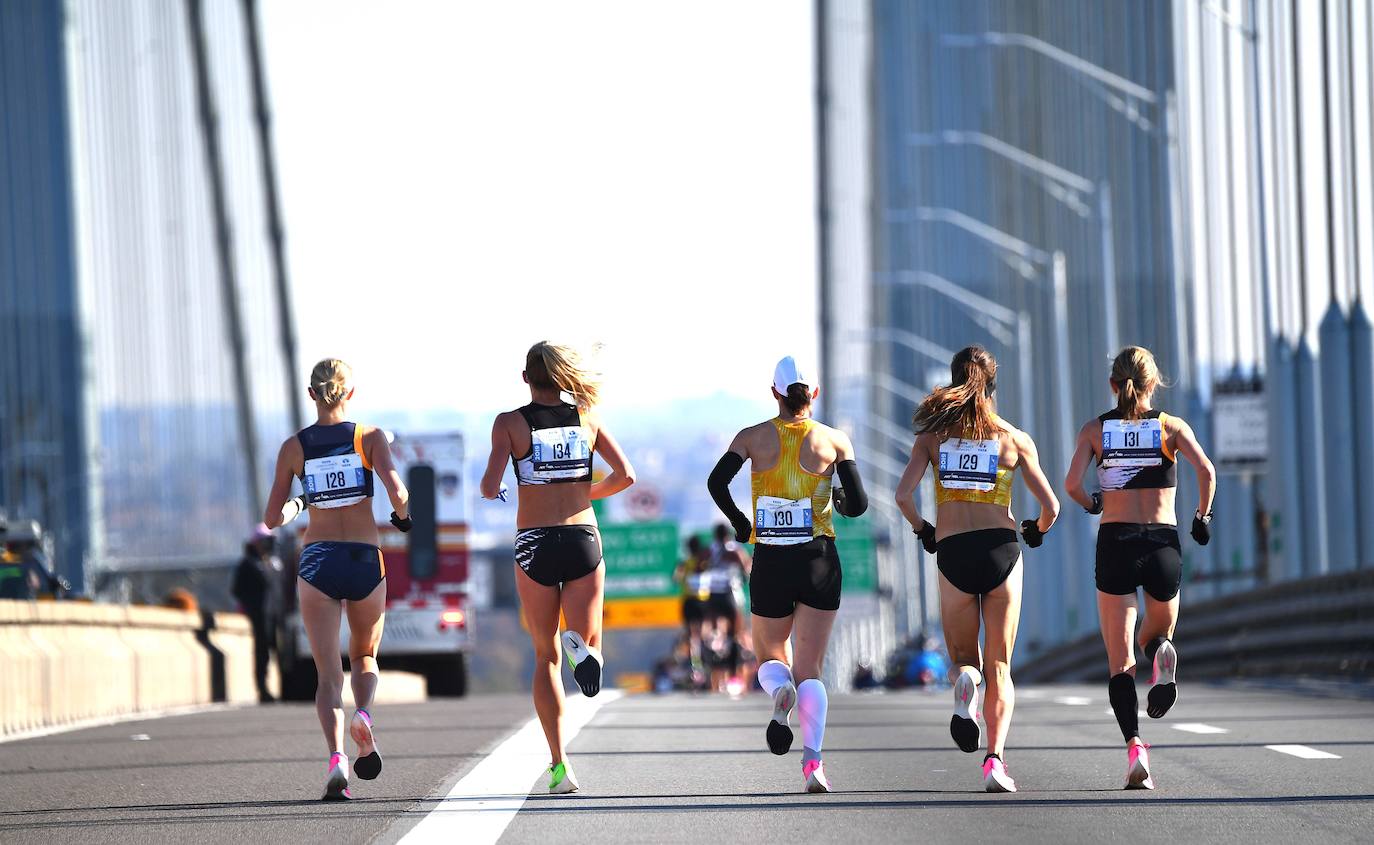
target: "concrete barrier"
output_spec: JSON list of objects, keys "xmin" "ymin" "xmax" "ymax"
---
[{"xmin": 0, "ymin": 600, "xmax": 267, "ymax": 738}]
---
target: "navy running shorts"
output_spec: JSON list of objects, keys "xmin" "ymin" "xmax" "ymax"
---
[{"xmin": 298, "ymin": 541, "xmax": 385, "ymax": 602}]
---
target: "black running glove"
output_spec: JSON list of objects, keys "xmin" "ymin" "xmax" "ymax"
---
[
  {"xmin": 1191, "ymin": 511, "xmax": 1212, "ymax": 546},
  {"xmin": 390, "ymin": 511, "xmax": 413, "ymax": 533},
  {"xmin": 1086, "ymin": 492, "xmax": 1103, "ymax": 515},
  {"xmin": 915, "ymin": 520, "xmax": 938, "ymax": 554},
  {"xmin": 1021, "ymin": 519, "xmax": 1045, "ymax": 548}
]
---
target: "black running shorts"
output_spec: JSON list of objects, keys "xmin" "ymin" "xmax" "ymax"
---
[
  {"xmin": 1095, "ymin": 522, "xmax": 1183, "ymax": 601},
  {"xmin": 936, "ymin": 528, "xmax": 1021, "ymax": 596},
  {"xmin": 748, "ymin": 536, "xmax": 842, "ymax": 618},
  {"xmin": 515, "ymin": 525, "xmax": 603, "ymax": 587}
]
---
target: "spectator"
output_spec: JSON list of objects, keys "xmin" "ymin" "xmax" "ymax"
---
[
  {"xmin": 162, "ymin": 587, "xmax": 199, "ymax": 612},
  {"xmin": 232, "ymin": 523, "xmax": 284, "ymax": 703}
]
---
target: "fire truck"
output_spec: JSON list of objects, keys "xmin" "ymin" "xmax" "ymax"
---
[{"xmin": 281, "ymin": 431, "xmax": 472, "ymax": 698}]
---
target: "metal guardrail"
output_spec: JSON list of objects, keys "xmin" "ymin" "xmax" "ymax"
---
[{"xmin": 1017, "ymin": 570, "xmax": 1374, "ymax": 683}]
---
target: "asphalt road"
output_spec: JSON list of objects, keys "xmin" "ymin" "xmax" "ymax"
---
[{"xmin": 2, "ymin": 682, "xmax": 1371, "ymax": 844}]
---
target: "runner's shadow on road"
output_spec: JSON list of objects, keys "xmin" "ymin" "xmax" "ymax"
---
[{"xmin": 0, "ymin": 752, "xmax": 485, "ymax": 777}]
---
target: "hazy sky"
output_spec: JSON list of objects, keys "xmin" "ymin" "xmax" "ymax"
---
[{"xmin": 262, "ymin": 1, "xmax": 818, "ymax": 420}]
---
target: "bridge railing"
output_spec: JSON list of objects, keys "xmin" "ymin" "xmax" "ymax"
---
[{"xmin": 1017, "ymin": 569, "xmax": 1374, "ymax": 683}]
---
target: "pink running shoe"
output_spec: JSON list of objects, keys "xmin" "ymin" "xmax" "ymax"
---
[
  {"xmin": 981, "ymin": 754, "xmax": 1016, "ymax": 793},
  {"xmin": 1125, "ymin": 742, "xmax": 1155, "ymax": 790},
  {"xmin": 803, "ymin": 759, "xmax": 832, "ymax": 794},
  {"xmin": 323, "ymin": 752, "xmax": 351, "ymax": 801}
]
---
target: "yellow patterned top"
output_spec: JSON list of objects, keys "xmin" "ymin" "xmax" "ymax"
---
[
  {"xmin": 750, "ymin": 418, "xmax": 834, "ymax": 543},
  {"xmin": 934, "ymin": 429, "xmax": 1014, "ymax": 508}
]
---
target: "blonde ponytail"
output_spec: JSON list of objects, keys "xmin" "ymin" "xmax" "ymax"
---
[
  {"xmin": 309, "ymin": 358, "xmax": 352, "ymax": 407},
  {"xmin": 913, "ymin": 346, "xmax": 999, "ymax": 440},
  {"xmin": 525, "ymin": 341, "xmax": 601, "ymax": 410},
  {"xmin": 1110, "ymin": 346, "xmax": 1166, "ymax": 420}
]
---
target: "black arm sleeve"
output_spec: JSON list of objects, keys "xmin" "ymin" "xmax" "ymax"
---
[
  {"xmin": 833, "ymin": 459, "xmax": 869, "ymax": 517},
  {"xmin": 707, "ymin": 451, "xmax": 754, "ymax": 542}
]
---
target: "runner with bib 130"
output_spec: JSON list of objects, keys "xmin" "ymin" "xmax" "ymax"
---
[
  {"xmin": 1064, "ymin": 346, "xmax": 1216, "ymax": 790},
  {"xmin": 264, "ymin": 358, "xmax": 411, "ymax": 801},
  {"xmin": 894, "ymin": 345, "xmax": 1059, "ymax": 794},
  {"xmin": 707, "ymin": 356, "xmax": 869, "ymax": 794},
  {"xmin": 480, "ymin": 341, "xmax": 636, "ymax": 795}
]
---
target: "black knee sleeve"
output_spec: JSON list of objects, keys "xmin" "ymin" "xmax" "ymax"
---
[
  {"xmin": 1108, "ymin": 672, "xmax": 1140, "ymax": 742},
  {"xmin": 1143, "ymin": 636, "xmax": 1168, "ymax": 661}
]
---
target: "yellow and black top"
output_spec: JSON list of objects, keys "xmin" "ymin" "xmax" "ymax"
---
[
  {"xmin": 750, "ymin": 418, "xmax": 834, "ymax": 545},
  {"xmin": 935, "ymin": 419, "xmax": 1013, "ymax": 508},
  {"xmin": 1096, "ymin": 408, "xmax": 1177, "ymax": 491}
]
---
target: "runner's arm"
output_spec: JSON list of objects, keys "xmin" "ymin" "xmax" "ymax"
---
[
  {"xmin": 590, "ymin": 423, "xmax": 636, "ymax": 500},
  {"xmin": 708, "ymin": 432, "xmax": 753, "ymax": 543},
  {"xmin": 367, "ymin": 427, "xmax": 409, "ymax": 519},
  {"xmin": 264, "ymin": 438, "xmax": 303, "ymax": 529},
  {"xmin": 1171, "ymin": 417, "xmax": 1217, "ymax": 517},
  {"xmin": 830, "ymin": 429, "xmax": 868, "ymax": 517},
  {"xmin": 894, "ymin": 435, "xmax": 932, "ymax": 532},
  {"xmin": 1017, "ymin": 431, "xmax": 1060, "ymax": 533},
  {"xmin": 480, "ymin": 414, "xmax": 513, "ymax": 500},
  {"xmin": 1063, "ymin": 422, "xmax": 1099, "ymax": 511}
]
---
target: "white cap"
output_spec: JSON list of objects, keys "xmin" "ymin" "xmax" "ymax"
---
[{"xmin": 772, "ymin": 355, "xmax": 816, "ymax": 395}]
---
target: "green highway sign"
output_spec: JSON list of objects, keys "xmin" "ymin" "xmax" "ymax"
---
[
  {"xmin": 834, "ymin": 514, "xmax": 877, "ymax": 594},
  {"xmin": 600, "ymin": 521, "xmax": 680, "ymax": 600}
]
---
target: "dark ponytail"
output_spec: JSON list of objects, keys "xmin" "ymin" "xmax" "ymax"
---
[{"xmin": 782, "ymin": 383, "xmax": 812, "ymax": 415}]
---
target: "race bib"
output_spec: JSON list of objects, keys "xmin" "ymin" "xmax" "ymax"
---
[
  {"xmin": 1101, "ymin": 419, "xmax": 1163, "ymax": 467},
  {"xmin": 530, "ymin": 425, "xmax": 592, "ymax": 480},
  {"xmin": 937, "ymin": 438, "xmax": 1000, "ymax": 492},
  {"xmin": 754, "ymin": 495, "xmax": 813, "ymax": 545},
  {"xmin": 303, "ymin": 453, "xmax": 368, "ymax": 507}
]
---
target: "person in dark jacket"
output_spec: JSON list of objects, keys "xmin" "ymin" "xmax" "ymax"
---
[{"xmin": 233, "ymin": 523, "xmax": 285, "ymax": 703}]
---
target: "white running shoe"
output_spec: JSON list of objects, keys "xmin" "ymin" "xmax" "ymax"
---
[
  {"xmin": 982, "ymin": 755, "xmax": 1017, "ymax": 793},
  {"xmin": 803, "ymin": 759, "xmax": 832, "ymax": 793},
  {"xmin": 766, "ymin": 681, "xmax": 797, "ymax": 755},
  {"xmin": 951, "ymin": 669, "xmax": 981, "ymax": 753},
  {"xmin": 323, "ymin": 752, "xmax": 351, "ymax": 801},
  {"xmin": 547, "ymin": 760, "xmax": 579, "ymax": 794},
  {"xmin": 561, "ymin": 630, "xmax": 604, "ymax": 697},
  {"xmin": 1125, "ymin": 742, "xmax": 1155, "ymax": 790},
  {"xmin": 1147, "ymin": 641, "xmax": 1178, "ymax": 719}
]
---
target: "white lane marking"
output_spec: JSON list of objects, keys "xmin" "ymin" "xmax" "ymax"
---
[
  {"xmin": 1265, "ymin": 744, "xmax": 1341, "ymax": 760},
  {"xmin": 1053, "ymin": 696, "xmax": 1092, "ymax": 705},
  {"xmin": 1102, "ymin": 708, "xmax": 1146, "ymax": 717},
  {"xmin": 129, "ymin": 734, "xmax": 152, "ymax": 741},
  {"xmin": 1173, "ymin": 723, "xmax": 1228, "ymax": 735},
  {"xmin": 0, "ymin": 703, "xmax": 245, "ymax": 744},
  {"xmin": 1017, "ymin": 690, "xmax": 1046, "ymax": 700},
  {"xmin": 399, "ymin": 691, "xmax": 621, "ymax": 845}
]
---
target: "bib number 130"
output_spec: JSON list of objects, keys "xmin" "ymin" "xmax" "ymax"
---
[{"xmin": 755, "ymin": 496, "xmax": 813, "ymax": 545}]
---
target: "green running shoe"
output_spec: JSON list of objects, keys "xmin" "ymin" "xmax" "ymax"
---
[{"xmin": 547, "ymin": 760, "xmax": 579, "ymax": 794}]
